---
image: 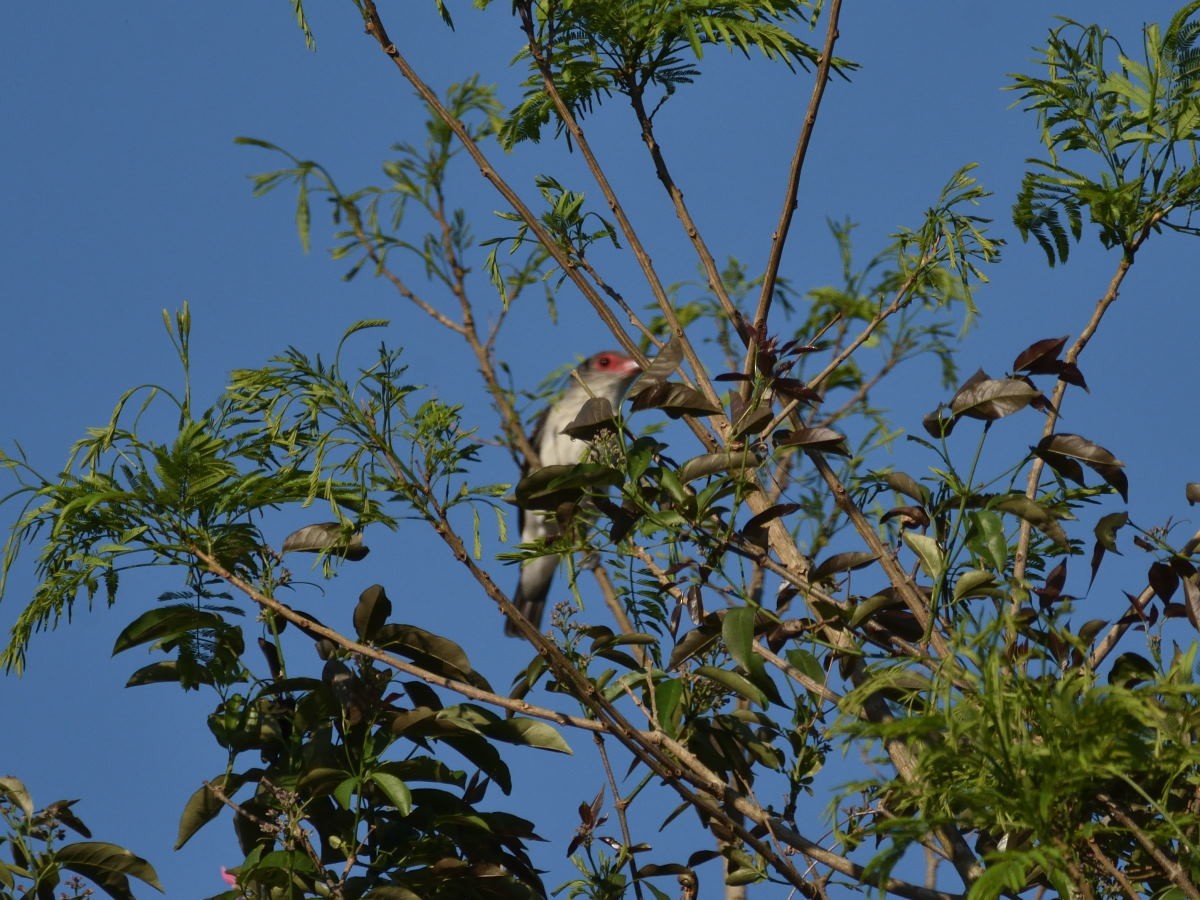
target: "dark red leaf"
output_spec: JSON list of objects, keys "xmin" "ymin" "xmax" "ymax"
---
[
  {"xmin": 1012, "ymin": 336, "xmax": 1068, "ymax": 373},
  {"xmin": 881, "ymin": 505, "xmax": 930, "ymax": 530},
  {"xmin": 772, "ymin": 378, "xmax": 822, "ymax": 404},
  {"xmin": 772, "ymin": 426, "xmax": 849, "ymax": 456},
  {"xmin": 1058, "ymin": 362, "xmax": 1088, "ymax": 391},
  {"xmin": 1148, "ymin": 562, "xmax": 1178, "ymax": 602},
  {"xmin": 561, "ymin": 397, "xmax": 620, "ymax": 441}
]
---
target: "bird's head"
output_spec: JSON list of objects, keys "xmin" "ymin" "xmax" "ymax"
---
[{"xmin": 580, "ymin": 350, "xmax": 641, "ymax": 381}]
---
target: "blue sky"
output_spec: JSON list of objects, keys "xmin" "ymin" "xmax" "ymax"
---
[{"xmin": 3, "ymin": 1, "xmax": 1197, "ymax": 895}]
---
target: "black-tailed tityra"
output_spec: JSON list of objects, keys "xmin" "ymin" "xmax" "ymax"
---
[{"xmin": 507, "ymin": 350, "xmax": 641, "ymax": 636}]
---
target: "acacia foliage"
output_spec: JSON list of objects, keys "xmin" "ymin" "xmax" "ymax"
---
[{"xmin": 5, "ymin": 2, "xmax": 1200, "ymax": 898}]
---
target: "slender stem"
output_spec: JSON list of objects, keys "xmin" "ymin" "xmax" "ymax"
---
[
  {"xmin": 512, "ymin": 2, "xmax": 724, "ymax": 414},
  {"xmin": 752, "ymin": 0, "xmax": 845, "ymax": 348},
  {"xmin": 592, "ymin": 735, "xmax": 644, "ymax": 900},
  {"xmin": 193, "ymin": 546, "xmax": 607, "ymax": 732},
  {"xmin": 1012, "ymin": 248, "xmax": 1136, "ymax": 588},
  {"xmin": 358, "ymin": 2, "xmax": 644, "ymax": 370},
  {"xmin": 1089, "ymin": 527, "xmax": 1200, "ymax": 669},
  {"xmin": 1099, "ymin": 795, "xmax": 1200, "ymax": 899}
]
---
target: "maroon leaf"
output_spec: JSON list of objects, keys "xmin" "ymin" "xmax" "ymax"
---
[
  {"xmin": 1058, "ymin": 362, "xmax": 1088, "ymax": 391},
  {"xmin": 1183, "ymin": 576, "xmax": 1200, "ymax": 633},
  {"xmin": 1034, "ymin": 434, "xmax": 1128, "ymax": 501},
  {"xmin": 772, "ymin": 378, "xmax": 822, "ymax": 404},
  {"xmin": 1012, "ymin": 336, "xmax": 1068, "ymax": 373},
  {"xmin": 811, "ymin": 551, "xmax": 879, "ymax": 582},
  {"xmin": 638, "ymin": 336, "xmax": 683, "ymax": 382},
  {"xmin": 773, "ymin": 426, "xmax": 849, "ymax": 456},
  {"xmin": 1148, "ymin": 561, "xmax": 1178, "ymax": 602},
  {"xmin": 922, "ymin": 406, "xmax": 956, "ymax": 438},
  {"xmin": 561, "ymin": 397, "xmax": 620, "ymax": 441},
  {"xmin": 629, "ymin": 381, "xmax": 722, "ymax": 418},
  {"xmin": 728, "ymin": 393, "xmax": 774, "ymax": 438},
  {"xmin": 881, "ymin": 505, "xmax": 930, "ymax": 530},
  {"xmin": 743, "ymin": 503, "xmax": 801, "ymax": 532},
  {"xmin": 1033, "ymin": 560, "xmax": 1068, "ymax": 609}
]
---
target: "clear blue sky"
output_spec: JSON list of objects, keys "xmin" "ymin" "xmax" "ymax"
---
[{"xmin": 3, "ymin": 2, "xmax": 1196, "ymax": 895}]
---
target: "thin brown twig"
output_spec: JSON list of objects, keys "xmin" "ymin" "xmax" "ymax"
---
[
  {"xmin": 359, "ymin": 2, "xmax": 645, "ymax": 371},
  {"xmin": 592, "ymin": 734, "xmax": 644, "ymax": 900},
  {"xmin": 1088, "ymin": 527, "xmax": 1200, "ymax": 670},
  {"xmin": 1086, "ymin": 836, "xmax": 1141, "ymax": 900},
  {"xmin": 511, "ymin": 1, "xmax": 727, "ymax": 420},
  {"xmin": 1011, "ymin": 251, "xmax": 1136, "ymax": 589},
  {"xmin": 751, "ymin": 0, "xmax": 845, "ymax": 356},
  {"xmin": 193, "ymin": 546, "xmax": 606, "ymax": 731},
  {"xmin": 1099, "ymin": 794, "xmax": 1200, "ymax": 899}
]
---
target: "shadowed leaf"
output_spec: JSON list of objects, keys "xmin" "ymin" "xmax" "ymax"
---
[
  {"xmin": 637, "ymin": 336, "xmax": 683, "ymax": 382},
  {"xmin": 882, "ymin": 470, "xmax": 931, "ymax": 505},
  {"xmin": 629, "ymin": 381, "xmax": 721, "ymax": 418},
  {"xmin": 993, "ymin": 495, "xmax": 1069, "ymax": 549},
  {"xmin": 56, "ymin": 841, "xmax": 162, "ymax": 897},
  {"xmin": 1012, "ymin": 335, "xmax": 1068, "ymax": 373},
  {"xmin": 1148, "ymin": 562, "xmax": 1178, "ymax": 602},
  {"xmin": 773, "ymin": 426, "xmax": 849, "ymax": 456},
  {"xmin": 811, "ymin": 551, "xmax": 878, "ymax": 582},
  {"xmin": 515, "ymin": 463, "xmax": 623, "ymax": 510},
  {"xmin": 562, "ymin": 397, "xmax": 620, "ymax": 441},
  {"xmin": 1034, "ymin": 433, "xmax": 1128, "ymax": 501},
  {"xmin": 354, "ymin": 584, "xmax": 393, "ymax": 642},
  {"xmin": 1091, "ymin": 511, "xmax": 1128, "ymax": 586},
  {"xmin": 679, "ymin": 450, "xmax": 758, "ymax": 483},
  {"xmin": 950, "ymin": 370, "xmax": 1041, "ymax": 420},
  {"xmin": 282, "ymin": 523, "xmax": 369, "ymax": 560}
]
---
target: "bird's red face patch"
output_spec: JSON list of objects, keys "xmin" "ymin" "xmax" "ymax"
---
[{"xmin": 586, "ymin": 351, "xmax": 640, "ymax": 376}]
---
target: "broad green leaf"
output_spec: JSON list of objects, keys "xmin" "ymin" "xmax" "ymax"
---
[
  {"xmin": 176, "ymin": 773, "xmax": 249, "ymax": 849},
  {"xmin": 903, "ymin": 532, "xmax": 946, "ymax": 581},
  {"xmin": 993, "ymin": 495, "xmax": 1070, "ymax": 549},
  {"xmin": 485, "ymin": 717, "xmax": 572, "ymax": 754},
  {"xmin": 953, "ymin": 569, "xmax": 998, "ymax": 601},
  {"xmin": 112, "ymin": 606, "xmax": 228, "ymax": 655},
  {"xmin": 368, "ymin": 772, "xmax": 413, "ymax": 816},
  {"xmin": 0, "ymin": 777, "xmax": 33, "ymax": 818},
  {"xmin": 695, "ymin": 665, "xmax": 767, "ymax": 707},
  {"xmin": 56, "ymin": 841, "xmax": 162, "ymax": 897},
  {"xmin": 654, "ymin": 678, "xmax": 684, "ymax": 738}
]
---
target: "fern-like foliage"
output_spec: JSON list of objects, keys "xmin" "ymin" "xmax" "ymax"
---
[
  {"xmin": 1009, "ymin": 4, "xmax": 1200, "ymax": 264},
  {"xmin": 501, "ymin": 0, "xmax": 857, "ymax": 147}
]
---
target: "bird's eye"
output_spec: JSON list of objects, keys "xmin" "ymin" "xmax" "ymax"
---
[{"xmin": 595, "ymin": 354, "xmax": 612, "ymax": 368}]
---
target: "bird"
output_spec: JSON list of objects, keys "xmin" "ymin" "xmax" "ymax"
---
[{"xmin": 507, "ymin": 350, "xmax": 641, "ymax": 636}]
